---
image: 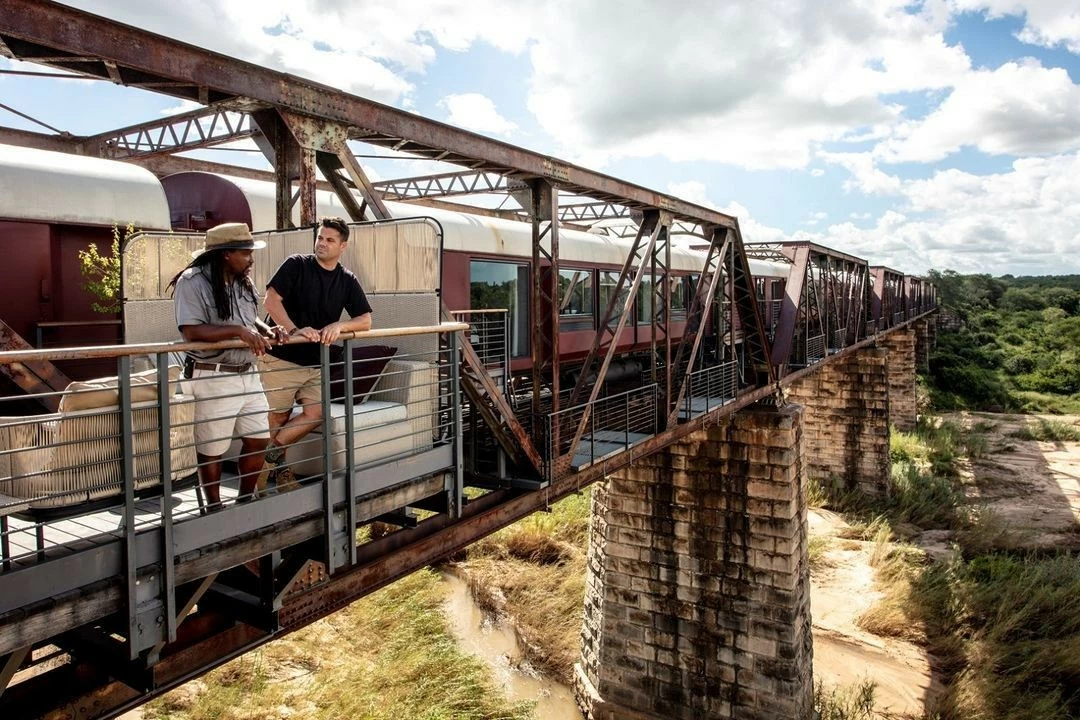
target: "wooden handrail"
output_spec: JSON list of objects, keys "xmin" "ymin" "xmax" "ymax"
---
[{"xmin": 0, "ymin": 323, "xmax": 469, "ymax": 363}]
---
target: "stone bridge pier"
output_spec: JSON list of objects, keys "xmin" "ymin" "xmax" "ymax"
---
[
  {"xmin": 574, "ymin": 327, "xmax": 925, "ymax": 719},
  {"xmin": 574, "ymin": 405, "xmax": 814, "ymax": 720}
]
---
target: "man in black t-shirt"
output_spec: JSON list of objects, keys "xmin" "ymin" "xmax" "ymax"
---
[{"xmin": 260, "ymin": 217, "xmax": 372, "ymax": 488}]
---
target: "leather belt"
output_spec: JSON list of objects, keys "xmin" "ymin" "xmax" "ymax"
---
[{"xmin": 191, "ymin": 360, "xmax": 252, "ymax": 374}]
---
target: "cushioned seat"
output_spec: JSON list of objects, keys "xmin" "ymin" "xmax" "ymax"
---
[
  {"xmin": 289, "ymin": 400, "xmax": 415, "ymax": 475},
  {"xmin": 0, "ymin": 367, "xmax": 197, "ymax": 510}
]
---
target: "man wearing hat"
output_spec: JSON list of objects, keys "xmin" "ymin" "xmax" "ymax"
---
[{"xmin": 169, "ymin": 223, "xmax": 286, "ymax": 509}]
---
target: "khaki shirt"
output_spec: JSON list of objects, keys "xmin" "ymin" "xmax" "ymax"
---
[{"xmin": 174, "ymin": 267, "xmax": 260, "ymax": 365}]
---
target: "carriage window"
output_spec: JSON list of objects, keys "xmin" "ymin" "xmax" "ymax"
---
[
  {"xmin": 470, "ymin": 260, "xmax": 529, "ymax": 358},
  {"xmin": 559, "ymin": 268, "xmax": 594, "ymax": 320},
  {"xmin": 599, "ymin": 271, "xmax": 629, "ymax": 326},
  {"xmin": 671, "ymin": 276, "xmax": 688, "ymax": 315}
]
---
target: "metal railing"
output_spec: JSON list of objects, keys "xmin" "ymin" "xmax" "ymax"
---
[
  {"xmin": 681, "ymin": 360, "xmax": 738, "ymax": 419},
  {"xmin": 805, "ymin": 333, "xmax": 827, "ymax": 363},
  {"xmin": 450, "ymin": 309, "xmax": 509, "ymax": 393},
  {"xmin": 830, "ymin": 327, "xmax": 847, "ymax": 353},
  {"xmin": 0, "ymin": 322, "xmax": 466, "ymax": 656},
  {"xmin": 893, "ymin": 311, "xmax": 903, "ymax": 327},
  {"xmin": 544, "ymin": 384, "xmax": 658, "ymax": 473}
]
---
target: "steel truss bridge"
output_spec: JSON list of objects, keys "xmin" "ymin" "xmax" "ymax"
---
[{"xmin": 0, "ymin": 3, "xmax": 937, "ymax": 717}]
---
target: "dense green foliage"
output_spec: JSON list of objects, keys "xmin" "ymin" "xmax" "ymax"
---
[{"xmin": 926, "ymin": 270, "xmax": 1080, "ymax": 413}]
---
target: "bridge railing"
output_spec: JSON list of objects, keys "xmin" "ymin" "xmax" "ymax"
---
[
  {"xmin": 449, "ymin": 309, "xmax": 509, "ymax": 392},
  {"xmin": 678, "ymin": 360, "xmax": 739, "ymax": 420},
  {"xmin": 543, "ymin": 384, "xmax": 658, "ymax": 473},
  {"xmin": 805, "ymin": 333, "xmax": 827, "ymax": 364},
  {"xmin": 830, "ymin": 327, "xmax": 847, "ymax": 353},
  {"xmin": 0, "ymin": 322, "xmax": 465, "ymax": 578}
]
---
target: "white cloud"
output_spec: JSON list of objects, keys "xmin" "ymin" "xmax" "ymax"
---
[
  {"xmin": 951, "ymin": 1, "xmax": 1080, "ymax": 52},
  {"xmin": 850, "ymin": 212, "xmax": 872, "ymax": 220},
  {"xmin": 438, "ymin": 93, "xmax": 518, "ymax": 136},
  {"xmin": 819, "ymin": 151, "xmax": 903, "ymax": 194},
  {"xmin": 810, "ymin": 168, "xmax": 826, "ymax": 177},
  {"xmin": 524, "ymin": 0, "xmax": 971, "ymax": 169},
  {"xmin": 876, "ymin": 59, "xmax": 1080, "ymax": 163}
]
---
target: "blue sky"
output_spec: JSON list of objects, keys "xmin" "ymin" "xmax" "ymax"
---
[{"xmin": 2, "ymin": 0, "xmax": 1080, "ymax": 276}]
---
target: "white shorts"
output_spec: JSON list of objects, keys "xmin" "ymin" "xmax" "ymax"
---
[{"xmin": 186, "ymin": 368, "xmax": 271, "ymax": 457}]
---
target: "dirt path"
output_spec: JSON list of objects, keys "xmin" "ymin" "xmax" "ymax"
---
[
  {"xmin": 949, "ymin": 412, "xmax": 1080, "ymax": 548},
  {"xmin": 809, "ymin": 412, "xmax": 1080, "ymax": 717},
  {"xmin": 808, "ymin": 509, "xmax": 945, "ymax": 718}
]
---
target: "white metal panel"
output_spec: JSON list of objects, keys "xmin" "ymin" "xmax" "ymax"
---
[{"xmin": 0, "ymin": 143, "xmax": 171, "ymax": 229}]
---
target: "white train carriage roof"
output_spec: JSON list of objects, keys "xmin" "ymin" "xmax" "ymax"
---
[
  {"xmin": 219, "ymin": 174, "xmax": 790, "ymax": 280},
  {"xmin": 0, "ymin": 143, "xmax": 171, "ymax": 229}
]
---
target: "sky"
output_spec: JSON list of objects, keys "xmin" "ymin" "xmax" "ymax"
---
[{"xmin": 2, "ymin": 0, "xmax": 1080, "ymax": 276}]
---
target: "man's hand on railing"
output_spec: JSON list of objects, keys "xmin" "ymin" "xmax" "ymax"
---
[
  {"xmin": 238, "ymin": 326, "xmax": 273, "ymax": 355},
  {"xmin": 292, "ymin": 326, "xmax": 321, "ymax": 343}
]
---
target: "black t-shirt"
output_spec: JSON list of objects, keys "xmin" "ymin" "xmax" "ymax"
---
[{"xmin": 267, "ymin": 254, "xmax": 372, "ymax": 367}]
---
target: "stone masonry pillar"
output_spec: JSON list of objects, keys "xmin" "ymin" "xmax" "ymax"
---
[
  {"xmin": 914, "ymin": 319, "xmax": 930, "ymax": 373},
  {"xmin": 785, "ymin": 347, "xmax": 891, "ymax": 496},
  {"xmin": 878, "ymin": 326, "xmax": 917, "ymax": 432},
  {"xmin": 575, "ymin": 405, "xmax": 813, "ymax": 720}
]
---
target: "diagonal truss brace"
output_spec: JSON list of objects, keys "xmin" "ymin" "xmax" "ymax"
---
[
  {"xmin": 665, "ymin": 228, "xmax": 731, "ymax": 426},
  {"xmin": 563, "ymin": 211, "xmax": 665, "ymax": 464}
]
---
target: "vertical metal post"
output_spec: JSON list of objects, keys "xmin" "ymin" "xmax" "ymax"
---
[
  {"xmin": 155, "ymin": 352, "xmax": 176, "ymax": 643},
  {"xmin": 118, "ymin": 355, "xmax": 139, "ymax": 660},
  {"xmin": 450, "ymin": 331, "xmax": 464, "ymax": 519},
  {"xmin": 319, "ymin": 345, "xmax": 335, "ymax": 574},
  {"xmin": 298, "ymin": 147, "xmax": 318, "ymax": 226},
  {"xmin": 342, "ymin": 338, "xmax": 356, "ymax": 567}
]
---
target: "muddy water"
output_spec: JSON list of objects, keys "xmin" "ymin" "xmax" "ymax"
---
[{"xmin": 441, "ymin": 572, "xmax": 583, "ymax": 719}]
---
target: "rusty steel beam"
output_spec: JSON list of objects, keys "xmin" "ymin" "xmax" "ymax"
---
[
  {"xmin": 375, "ymin": 170, "xmax": 525, "ymax": 201},
  {"xmin": 728, "ymin": 223, "xmax": 775, "ymax": 386},
  {"xmin": 770, "ymin": 245, "xmax": 810, "ymax": 373},
  {"xmin": 84, "ymin": 105, "xmax": 260, "ymax": 159},
  {"xmin": 666, "ymin": 228, "xmax": 731, "ymax": 426},
  {"xmin": 0, "ymin": 0, "xmax": 737, "ymax": 229},
  {"xmin": 563, "ymin": 212, "xmax": 664, "ymax": 464},
  {"xmin": 530, "ymin": 180, "xmax": 560, "ymax": 449},
  {"xmin": 0, "ymin": 126, "xmax": 81, "ymax": 152}
]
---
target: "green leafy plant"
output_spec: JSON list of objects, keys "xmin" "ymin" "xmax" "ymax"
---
[{"xmin": 77, "ymin": 223, "xmax": 133, "ymax": 314}]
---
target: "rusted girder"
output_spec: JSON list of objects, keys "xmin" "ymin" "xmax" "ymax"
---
[
  {"xmin": 563, "ymin": 211, "xmax": 665, "ymax": 464},
  {"xmin": 378, "ymin": 170, "xmax": 525, "ymax": 201},
  {"xmin": 530, "ymin": 180, "xmax": 560, "ymax": 459},
  {"xmin": 0, "ymin": 0, "xmax": 737, "ymax": 229},
  {"xmin": 870, "ymin": 266, "xmax": 905, "ymax": 330},
  {"xmin": 666, "ymin": 228, "xmax": 732, "ymax": 426},
  {"xmin": 85, "ymin": 105, "xmax": 260, "ymax": 159}
]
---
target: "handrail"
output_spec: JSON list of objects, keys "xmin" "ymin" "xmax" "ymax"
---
[
  {"xmin": 0, "ymin": 322, "xmax": 470, "ymax": 363},
  {"xmin": 448, "ymin": 309, "xmax": 508, "ymax": 315}
]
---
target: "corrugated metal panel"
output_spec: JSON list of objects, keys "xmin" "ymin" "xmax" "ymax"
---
[{"xmin": 0, "ymin": 143, "xmax": 171, "ymax": 229}]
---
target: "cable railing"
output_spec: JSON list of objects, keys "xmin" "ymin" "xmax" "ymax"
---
[
  {"xmin": 0, "ymin": 323, "xmax": 466, "ymax": 584},
  {"xmin": 450, "ymin": 308, "xmax": 509, "ymax": 392},
  {"xmin": 543, "ymin": 384, "xmax": 658, "ymax": 474},
  {"xmin": 830, "ymin": 327, "xmax": 847, "ymax": 353},
  {"xmin": 805, "ymin": 333, "xmax": 827, "ymax": 364},
  {"xmin": 680, "ymin": 360, "xmax": 739, "ymax": 419}
]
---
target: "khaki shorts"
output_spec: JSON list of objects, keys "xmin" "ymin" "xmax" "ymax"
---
[
  {"xmin": 187, "ymin": 368, "xmax": 270, "ymax": 457},
  {"xmin": 259, "ymin": 354, "xmax": 321, "ymax": 414}
]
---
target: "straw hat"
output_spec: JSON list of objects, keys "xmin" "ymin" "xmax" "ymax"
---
[{"xmin": 193, "ymin": 223, "xmax": 266, "ymax": 256}]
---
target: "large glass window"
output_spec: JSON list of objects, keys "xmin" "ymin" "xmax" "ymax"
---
[
  {"xmin": 470, "ymin": 260, "xmax": 530, "ymax": 358},
  {"xmin": 599, "ymin": 271, "xmax": 629, "ymax": 327},
  {"xmin": 559, "ymin": 268, "xmax": 594, "ymax": 323},
  {"xmin": 671, "ymin": 276, "xmax": 688, "ymax": 315}
]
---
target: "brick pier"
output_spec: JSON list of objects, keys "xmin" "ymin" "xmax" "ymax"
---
[
  {"xmin": 785, "ymin": 347, "xmax": 892, "ymax": 497},
  {"xmin": 574, "ymin": 405, "xmax": 813, "ymax": 720}
]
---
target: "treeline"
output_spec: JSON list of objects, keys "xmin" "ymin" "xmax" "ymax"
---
[{"xmin": 926, "ymin": 270, "xmax": 1080, "ymax": 413}]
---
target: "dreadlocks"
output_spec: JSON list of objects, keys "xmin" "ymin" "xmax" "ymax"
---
[{"xmin": 167, "ymin": 250, "xmax": 257, "ymax": 321}]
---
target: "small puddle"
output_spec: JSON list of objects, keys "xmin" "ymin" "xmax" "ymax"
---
[{"xmin": 441, "ymin": 572, "xmax": 584, "ymax": 720}]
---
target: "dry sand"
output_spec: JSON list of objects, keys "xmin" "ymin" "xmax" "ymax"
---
[{"xmin": 809, "ymin": 412, "xmax": 1080, "ymax": 717}]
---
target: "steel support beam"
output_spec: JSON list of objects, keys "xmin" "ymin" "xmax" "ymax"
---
[
  {"xmin": 529, "ymin": 180, "xmax": 560, "ymax": 446},
  {"xmin": 563, "ymin": 211, "xmax": 665, "ymax": 463},
  {"xmin": 0, "ymin": 0, "xmax": 737, "ymax": 229},
  {"xmin": 666, "ymin": 228, "xmax": 731, "ymax": 425}
]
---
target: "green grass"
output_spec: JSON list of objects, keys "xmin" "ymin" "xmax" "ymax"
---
[
  {"xmin": 1008, "ymin": 418, "xmax": 1080, "ymax": 442},
  {"xmin": 145, "ymin": 569, "xmax": 535, "ymax": 720}
]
